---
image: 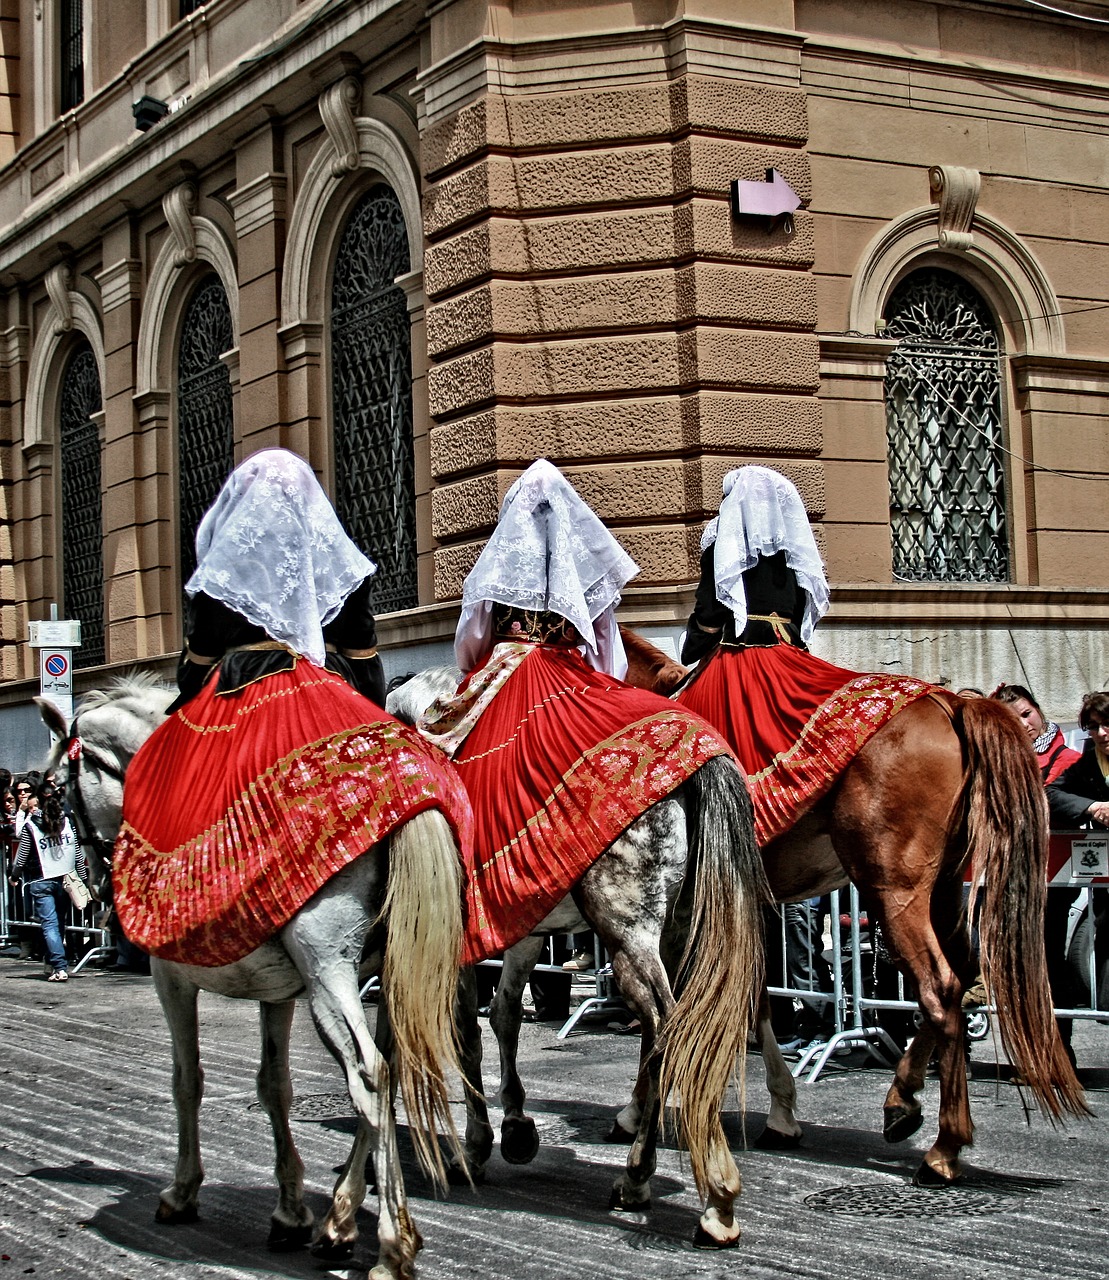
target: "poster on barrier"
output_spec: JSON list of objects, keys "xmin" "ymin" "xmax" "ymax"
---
[
  {"xmin": 1069, "ymin": 837, "xmax": 1109, "ymax": 881},
  {"xmin": 1048, "ymin": 832, "xmax": 1109, "ymax": 885}
]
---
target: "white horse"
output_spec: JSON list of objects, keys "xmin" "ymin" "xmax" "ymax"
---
[
  {"xmin": 40, "ymin": 675, "xmax": 465, "ymax": 1280},
  {"xmin": 388, "ymin": 668, "xmax": 770, "ymax": 1249}
]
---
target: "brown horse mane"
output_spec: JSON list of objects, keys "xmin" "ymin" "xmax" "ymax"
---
[{"xmin": 619, "ymin": 625, "xmax": 689, "ymax": 695}]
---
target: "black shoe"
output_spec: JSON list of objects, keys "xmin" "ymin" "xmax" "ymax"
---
[{"xmin": 527, "ymin": 1007, "xmax": 568, "ymax": 1023}]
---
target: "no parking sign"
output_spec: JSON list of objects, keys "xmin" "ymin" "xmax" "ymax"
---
[
  {"xmin": 29, "ymin": 617, "xmax": 81, "ymax": 734},
  {"xmin": 40, "ymin": 648, "xmax": 73, "ymax": 718}
]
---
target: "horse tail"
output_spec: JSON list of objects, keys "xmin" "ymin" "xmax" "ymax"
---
[
  {"xmin": 381, "ymin": 807, "xmax": 466, "ymax": 1185},
  {"xmin": 657, "ymin": 754, "xmax": 770, "ymax": 1196},
  {"xmin": 959, "ymin": 698, "xmax": 1089, "ymax": 1121}
]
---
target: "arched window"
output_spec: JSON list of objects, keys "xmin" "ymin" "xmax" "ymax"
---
[
  {"xmin": 884, "ymin": 268, "xmax": 1008, "ymax": 583},
  {"xmin": 59, "ymin": 339, "xmax": 103, "ymax": 666},
  {"xmin": 177, "ymin": 275, "xmax": 234, "ymax": 586},
  {"xmin": 330, "ymin": 183, "xmax": 415, "ymax": 613}
]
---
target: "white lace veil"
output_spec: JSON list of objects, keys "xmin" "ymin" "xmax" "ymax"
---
[
  {"xmin": 185, "ymin": 448, "xmax": 377, "ymax": 666},
  {"xmin": 454, "ymin": 459, "xmax": 638, "ymax": 676},
  {"xmin": 701, "ymin": 465, "xmax": 829, "ymax": 644}
]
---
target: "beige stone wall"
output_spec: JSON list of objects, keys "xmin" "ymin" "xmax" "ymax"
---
[
  {"xmin": 1, "ymin": 0, "xmax": 1109, "ymax": 715},
  {"xmin": 804, "ymin": 0, "xmax": 1109, "ymax": 589},
  {"xmin": 420, "ymin": 55, "xmax": 824, "ymax": 596}
]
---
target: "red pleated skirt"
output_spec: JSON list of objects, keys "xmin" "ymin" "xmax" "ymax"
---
[
  {"xmin": 451, "ymin": 644, "xmax": 732, "ymax": 964},
  {"xmin": 114, "ymin": 661, "xmax": 472, "ymax": 967},
  {"xmin": 677, "ymin": 644, "xmax": 931, "ymax": 844}
]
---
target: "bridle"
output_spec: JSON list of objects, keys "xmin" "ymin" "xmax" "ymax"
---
[{"xmin": 63, "ymin": 715, "xmax": 127, "ymax": 874}]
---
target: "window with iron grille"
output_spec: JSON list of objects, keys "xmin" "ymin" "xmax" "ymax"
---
[
  {"xmin": 330, "ymin": 184, "xmax": 416, "ymax": 614},
  {"xmin": 178, "ymin": 0, "xmax": 205, "ymax": 18},
  {"xmin": 177, "ymin": 275, "xmax": 234, "ymax": 587},
  {"xmin": 883, "ymin": 268, "xmax": 1009, "ymax": 583},
  {"xmin": 59, "ymin": 0, "xmax": 84, "ymax": 112},
  {"xmin": 59, "ymin": 340, "xmax": 104, "ymax": 666}
]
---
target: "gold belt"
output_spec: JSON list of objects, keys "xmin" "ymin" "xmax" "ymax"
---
[{"xmin": 746, "ymin": 613, "xmax": 794, "ymax": 643}]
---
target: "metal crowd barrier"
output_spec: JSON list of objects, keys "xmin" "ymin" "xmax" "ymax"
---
[
  {"xmin": 1, "ymin": 874, "xmax": 114, "ymax": 973},
  {"xmin": 764, "ymin": 830, "xmax": 1108, "ymax": 1083}
]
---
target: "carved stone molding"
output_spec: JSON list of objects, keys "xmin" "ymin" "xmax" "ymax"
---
[
  {"xmin": 849, "ymin": 205, "xmax": 1064, "ymax": 355},
  {"xmin": 281, "ymin": 115, "xmax": 422, "ymax": 330},
  {"xmin": 228, "ymin": 173, "xmax": 288, "ymax": 239},
  {"xmin": 163, "ymin": 181, "xmax": 198, "ymax": 268},
  {"xmin": 45, "ymin": 262, "xmax": 73, "ymax": 335},
  {"xmin": 929, "ymin": 165, "xmax": 980, "ymax": 252},
  {"xmin": 320, "ymin": 76, "xmax": 361, "ymax": 178},
  {"xmin": 95, "ymin": 258, "xmax": 142, "ymax": 312}
]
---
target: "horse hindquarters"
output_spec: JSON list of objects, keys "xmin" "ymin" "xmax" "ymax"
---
[{"xmin": 961, "ymin": 700, "xmax": 1088, "ymax": 1122}]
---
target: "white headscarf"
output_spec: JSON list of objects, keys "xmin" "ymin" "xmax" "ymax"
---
[
  {"xmin": 701, "ymin": 466, "xmax": 829, "ymax": 644},
  {"xmin": 454, "ymin": 459, "xmax": 638, "ymax": 677},
  {"xmin": 185, "ymin": 448, "xmax": 376, "ymax": 666}
]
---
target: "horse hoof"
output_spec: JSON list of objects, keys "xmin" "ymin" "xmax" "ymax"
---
[
  {"xmin": 883, "ymin": 1105, "xmax": 924, "ymax": 1144},
  {"xmin": 310, "ymin": 1237, "xmax": 355, "ymax": 1261},
  {"xmin": 448, "ymin": 1162, "xmax": 484, "ymax": 1187},
  {"xmin": 155, "ymin": 1202, "xmax": 198, "ymax": 1225},
  {"xmin": 501, "ymin": 1117, "xmax": 540, "ymax": 1165},
  {"xmin": 608, "ymin": 1186, "xmax": 650, "ymax": 1213},
  {"xmin": 913, "ymin": 1161, "xmax": 961, "ymax": 1188},
  {"xmin": 267, "ymin": 1222, "xmax": 312, "ymax": 1251},
  {"xmin": 604, "ymin": 1121, "xmax": 636, "ymax": 1145},
  {"xmin": 692, "ymin": 1225, "xmax": 740, "ymax": 1250}
]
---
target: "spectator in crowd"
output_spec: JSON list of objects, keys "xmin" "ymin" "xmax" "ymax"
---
[
  {"xmin": 14, "ymin": 773, "xmax": 43, "ymax": 839},
  {"xmin": 8, "ymin": 779, "xmax": 88, "ymax": 982},
  {"xmin": 1041, "ymin": 690, "xmax": 1109, "ymax": 1067},
  {"xmin": 2, "ymin": 787, "xmax": 17, "ymax": 856},
  {"xmin": 995, "ymin": 684, "xmax": 1081, "ymax": 784}
]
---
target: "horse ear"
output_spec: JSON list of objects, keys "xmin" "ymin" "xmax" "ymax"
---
[{"xmin": 34, "ymin": 695, "xmax": 69, "ymax": 741}]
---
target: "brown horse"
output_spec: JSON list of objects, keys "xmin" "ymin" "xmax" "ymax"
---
[{"xmin": 618, "ymin": 630, "xmax": 1088, "ymax": 1185}]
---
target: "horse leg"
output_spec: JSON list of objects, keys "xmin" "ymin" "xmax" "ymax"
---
[
  {"xmin": 883, "ymin": 1028, "xmax": 934, "ymax": 1144},
  {"xmin": 151, "ymin": 961, "xmax": 204, "ymax": 1224},
  {"xmin": 311, "ymin": 1121, "xmax": 373, "ymax": 1262},
  {"xmin": 754, "ymin": 988, "xmax": 802, "ymax": 1149},
  {"xmin": 489, "ymin": 934, "xmax": 546, "ymax": 1165},
  {"xmin": 606, "ymin": 1065, "xmax": 647, "ymax": 1144},
  {"xmin": 454, "ymin": 967, "xmax": 494, "ymax": 1183},
  {"xmin": 871, "ymin": 892, "xmax": 971, "ymax": 1182},
  {"xmin": 603, "ymin": 945, "xmax": 669, "ymax": 1214},
  {"xmin": 284, "ymin": 909, "xmax": 420, "ymax": 1279},
  {"xmin": 257, "ymin": 999, "xmax": 314, "ymax": 1249}
]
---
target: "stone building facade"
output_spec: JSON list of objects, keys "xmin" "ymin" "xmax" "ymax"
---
[{"xmin": 2, "ymin": 0, "xmax": 1108, "ymax": 762}]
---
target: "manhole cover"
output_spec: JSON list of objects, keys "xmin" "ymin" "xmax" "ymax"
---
[
  {"xmin": 805, "ymin": 1183, "xmax": 1010, "ymax": 1218},
  {"xmin": 248, "ymin": 1092, "xmax": 353, "ymax": 1121}
]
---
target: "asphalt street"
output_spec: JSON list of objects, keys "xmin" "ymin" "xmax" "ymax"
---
[{"xmin": 0, "ymin": 957, "xmax": 1106, "ymax": 1280}]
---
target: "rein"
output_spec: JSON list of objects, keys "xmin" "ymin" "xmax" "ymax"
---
[{"xmin": 64, "ymin": 716, "xmax": 126, "ymax": 869}]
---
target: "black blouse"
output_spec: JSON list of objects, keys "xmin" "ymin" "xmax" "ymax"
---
[
  {"xmin": 170, "ymin": 578, "xmax": 384, "ymax": 710},
  {"xmin": 682, "ymin": 548, "xmax": 807, "ymax": 664}
]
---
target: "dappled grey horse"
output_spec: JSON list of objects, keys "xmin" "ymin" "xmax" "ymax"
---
[{"xmin": 389, "ymin": 667, "xmax": 769, "ymax": 1249}]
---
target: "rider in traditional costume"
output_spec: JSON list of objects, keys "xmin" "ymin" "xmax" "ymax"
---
[
  {"xmin": 114, "ymin": 448, "xmax": 470, "ymax": 966},
  {"xmin": 418, "ymin": 458, "xmax": 732, "ymax": 964},
  {"xmin": 677, "ymin": 466, "xmax": 929, "ymax": 844}
]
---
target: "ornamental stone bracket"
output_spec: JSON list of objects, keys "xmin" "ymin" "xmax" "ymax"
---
[
  {"xmin": 45, "ymin": 262, "xmax": 73, "ymax": 335},
  {"xmin": 320, "ymin": 76, "xmax": 361, "ymax": 178},
  {"xmin": 163, "ymin": 181, "xmax": 198, "ymax": 268},
  {"xmin": 928, "ymin": 165, "xmax": 980, "ymax": 252}
]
